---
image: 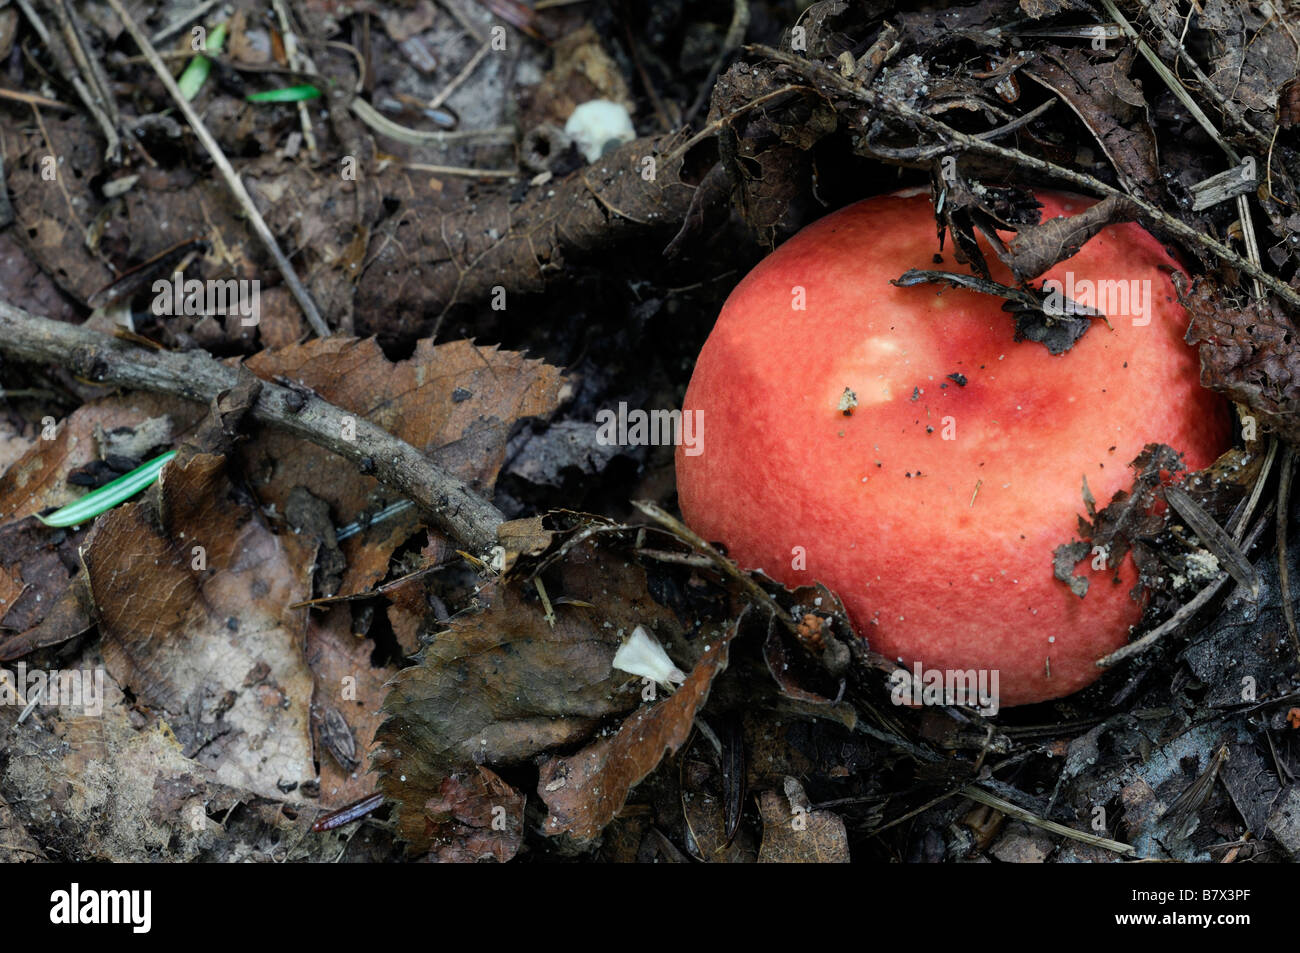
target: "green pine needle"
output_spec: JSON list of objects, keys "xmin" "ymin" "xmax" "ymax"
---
[
  {"xmin": 246, "ymin": 84, "xmax": 323, "ymax": 103},
  {"xmin": 36, "ymin": 450, "xmax": 178, "ymax": 528}
]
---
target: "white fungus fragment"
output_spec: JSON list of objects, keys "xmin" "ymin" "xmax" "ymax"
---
[
  {"xmin": 565, "ymin": 100, "xmax": 636, "ymax": 163},
  {"xmin": 612, "ymin": 625, "xmax": 685, "ymax": 687}
]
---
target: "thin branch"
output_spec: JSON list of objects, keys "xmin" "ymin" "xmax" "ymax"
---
[
  {"xmin": 103, "ymin": 0, "xmax": 332, "ymax": 338},
  {"xmin": 959, "ymin": 785, "xmax": 1136, "ymax": 857},
  {"xmin": 348, "ymin": 98, "xmax": 513, "ymax": 147},
  {"xmin": 428, "ymin": 38, "xmax": 492, "ymax": 111},
  {"xmin": 402, "ymin": 162, "xmax": 517, "ymax": 179},
  {"xmin": 271, "ymin": 0, "xmax": 320, "ymax": 161},
  {"xmin": 0, "ymin": 299, "xmax": 505, "ymax": 554}
]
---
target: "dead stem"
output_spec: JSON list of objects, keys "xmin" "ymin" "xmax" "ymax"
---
[{"xmin": 960, "ymin": 785, "xmax": 1136, "ymax": 857}]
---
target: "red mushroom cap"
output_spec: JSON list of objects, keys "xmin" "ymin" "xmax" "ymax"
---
[{"xmin": 676, "ymin": 190, "xmax": 1232, "ymax": 706}]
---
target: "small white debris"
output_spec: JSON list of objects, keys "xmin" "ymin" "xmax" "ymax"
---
[
  {"xmin": 612, "ymin": 625, "xmax": 685, "ymax": 687},
  {"xmin": 565, "ymin": 100, "xmax": 636, "ymax": 162}
]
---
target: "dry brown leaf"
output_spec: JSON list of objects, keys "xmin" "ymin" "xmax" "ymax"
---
[
  {"xmin": 1022, "ymin": 46, "xmax": 1160, "ymax": 203},
  {"xmin": 0, "ymin": 565, "xmax": 22, "ymax": 617},
  {"xmin": 1184, "ymin": 280, "xmax": 1300, "ymax": 445},
  {"xmin": 306, "ymin": 604, "xmax": 393, "ymax": 808},
  {"xmin": 495, "ymin": 516, "xmax": 554, "ymax": 573},
  {"xmin": 84, "ymin": 453, "xmax": 316, "ymax": 800},
  {"xmin": 422, "ymin": 766, "xmax": 526, "ymax": 863},
  {"xmin": 537, "ymin": 620, "xmax": 736, "ymax": 843},
  {"xmin": 241, "ymin": 337, "xmax": 564, "ymax": 595},
  {"xmin": 757, "ymin": 781, "xmax": 850, "ymax": 862}
]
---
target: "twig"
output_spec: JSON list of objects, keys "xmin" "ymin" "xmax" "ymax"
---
[
  {"xmin": 755, "ymin": 46, "xmax": 1300, "ymax": 312},
  {"xmin": 52, "ymin": 0, "xmax": 122, "ymax": 142},
  {"xmin": 348, "ymin": 98, "xmax": 513, "ymax": 147},
  {"xmin": 403, "ymin": 162, "xmax": 517, "ymax": 178},
  {"xmin": 1228, "ymin": 437, "xmax": 1277, "ymax": 541},
  {"xmin": 974, "ymin": 96, "xmax": 1057, "ymax": 141},
  {"xmin": 103, "ymin": 0, "xmax": 332, "ymax": 338},
  {"xmin": 428, "ymin": 38, "xmax": 491, "ymax": 111},
  {"xmin": 862, "ymin": 781, "xmax": 969, "ymax": 837},
  {"xmin": 0, "ymin": 299, "xmax": 505, "ymax": 554},
  {"xmin": 959, "ymin": 785, "xmax": 1136, "ymax": 857},
  {"xmin": 631, "ymin": 499, "xmax": 802, "ymax": 639},
  {"xmin": 856, "ymin": 718, "xmax": 1134, "ymax": 855},
  {"xmin": 437, "ymin": 0, "xmax": 485, "ymax": 44},
  {"xmin": 0, "ymin": 87, "xmax": 70, "ymax": 110}
]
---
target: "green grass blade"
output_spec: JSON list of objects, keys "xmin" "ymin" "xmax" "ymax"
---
[
  {"xmin": 178, "ymin": 22, "xmax": 228, "ymax": 102},
  {"xmin": 36, "ymin": 450, "xmax": 178, "ymax": 528}
]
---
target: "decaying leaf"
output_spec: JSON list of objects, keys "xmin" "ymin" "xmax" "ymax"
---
[
  {"xmin": 1056, "ymin": 443, "xmax": 1187, "ymax": 601},
  {"xmin": 1001, "ymin": 194, "xmax": 1138, "ymax": 284},
  {"xmin": 84, "ymin": 453, "xmax": 316, "ymax": 800},
  {"xmin": 537, "ymin": 618, "xmax": 736, "ymax": 843},
  {"xmin": 757, "ymin": 778, "xmax": 850, "ymax": 862},
  {"xmin": 306, "ymin": 605, "xmax": 393, "ymax": 808},
  {"xmin": 373, "ymin": 532, "xmax": 692, "ymax": 852},
  {"xmin": 711, "ymin": 61, "xmax": 837, "ymax": 237},
  {"xmin": 1184, "ymin": 281, "xmax": 1300, "ymax": 445},
  {"xmin": 422, "ymin": 767, "xmax": 526, "ymax": 864},
  {"xmin": 1022, "ymin": 46, "xmax": 1160, "ymax": 203},
  {"xmin": 241, "ymin": 337, "xmax": 564, "ymax": 595}
]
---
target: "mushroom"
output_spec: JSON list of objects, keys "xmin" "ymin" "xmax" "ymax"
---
[{"xmin": 675, "ymin": 190, "xmax": 1231, "ymax": 706}]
